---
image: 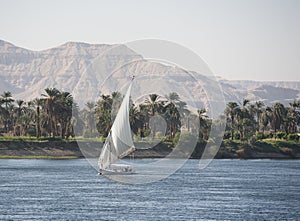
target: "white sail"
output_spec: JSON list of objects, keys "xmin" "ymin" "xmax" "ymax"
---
[
  {"xmin": 98, "ymin": 82, "xmax": 135, "ymax": 170},
  {"xmin": 98, "ymin": 131, "xmax": 113, "ymax": 170}
]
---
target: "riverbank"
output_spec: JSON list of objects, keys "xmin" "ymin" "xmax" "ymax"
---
[{"xmin": 0, "ymin": 139, "xmax": 299, "ymax": 159}]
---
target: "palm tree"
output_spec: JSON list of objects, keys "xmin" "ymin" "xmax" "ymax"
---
[
  {"xmin": 0, "ymin": 100, "xmax": 6, "ymax": 130},
  {"xmin": 72, "ymin": 102, "xmax": 84, "ymax": 137},
  {"xmin": 164, "ymin": 93, "xmax": 183, "ymax": 138},
  {"xmin": 84, "ymin": 101, "xmax": 96, "ymax": 136},
  {"xmin": 253, "ymin": 101, "xmax": 264, "ymax": 133},
  {"xmin": 261, "ymin": 106, "xmax": 271, "ymax": 135},
  {"xmin": 1, "ymin": 91, "xmax": 14, "ymax": 110},
  {"xmin": 137, "ymin": 103, "xmax": 150, "ymax": 137},
  {"xmin": 238, "ymin": 99, "xmax": 255, "ymax": 140},
  {"xmin": 145, "ymin": 94, "xmax": 164, "ymax": 137},
  {"xmin": 55, "ymin": 92, "xmax": 73, "ymax": 138},
  {"xmin": 225, "ymin": 102, "xmax": 240, "ymax": 140},
  {"xmin": 164, "ymin": 102, "xmax": 180, "ymax": 138},
  {"xmin": 0, "ymin": 91, "xmax": 14, "ymax": 132},
  {"xmin": 14, "ymin": 99, "xmax": 26, "ymax": 136},
  {"xmin": 177, "ymin": 100, "xmax": 190, "ymax": 130},
  {"xmin": 111, "ymin": 91, "xmax": 123, "ymax": 120},
  {"xmin": 271, "ymin": 102, "xmax": 287, "ymax": 136},
  {"xmin": 129, "ymin": 104, "xmax": 143, "ymax": 136},
  {"xmin": 33, "ymin": 98, "xmax": 43, "ymax": 138},
  {"xmin": 285, "ymin": 100, "xmax": 300, "ymax": 134},
  {"xmin": 197, "ymin": 108, "xmax": 210, "ymax": 140},
  {"xmin": 166, "ymin": 92, "xmax": 180, "ymax": 104},
  {"xmin": 145, "ymin": 94, "xmax": 163, "ymax": 116},
  {"xmin": 241, "ymin": 99, "xmax": 250, "ymax": 108},
  {"xmin": 42, "ymin": 88, "xmax": 60, "ymax": 137},
  {"xmin": 95, "ymin": 94, "xmax": 113, "ymax": 137}
]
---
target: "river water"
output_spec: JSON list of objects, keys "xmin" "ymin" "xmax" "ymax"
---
[{"xmin": 0, "ymin": 159, "xmax": 299, "ymax": 220}]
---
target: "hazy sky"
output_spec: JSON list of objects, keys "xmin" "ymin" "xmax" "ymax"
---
[{"xmin": 0, "ymin": 0, "xmax": 299, "ymax": 81}]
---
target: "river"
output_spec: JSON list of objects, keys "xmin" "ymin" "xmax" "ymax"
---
[{"xmin": 0, "ymin": 159, "xmax": 299, "ymax": 220}]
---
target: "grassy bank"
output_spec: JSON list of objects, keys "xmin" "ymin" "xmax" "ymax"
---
[
  {"xmin": 0, "ymin": 155, "xmax": 79, "ymax": 159},
  {"xmin": 217, "ymin": 139, "xmax": 300, "ymax": 159},
  {"xmin": 0, "ymin": 137, "xmax": 299, "ymax": 159},
  {"xmin": 0, "ymin": 138, "xmax": 99, "ymax": 159},
  {"xmin": 0, "ymin": 136, "xmax": 100, "ymax": 142}
]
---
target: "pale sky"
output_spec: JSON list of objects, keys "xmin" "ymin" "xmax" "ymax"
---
[{"xmin": 0, "ymin": 0, "xmax": 299, "ymax": 81}]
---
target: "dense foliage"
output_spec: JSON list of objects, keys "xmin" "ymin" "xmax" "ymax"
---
[
  {"xmin": 224, "ymin": 99, "xmax": 300, "ymax": 141},
  {"xmin": 0, "ymin": 90, "xmax": 299, "ymax": 142}
]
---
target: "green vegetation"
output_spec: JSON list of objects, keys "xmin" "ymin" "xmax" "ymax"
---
[
  {"xmin": 0, "ymin": 89, "xmax": 192, "ymax": 141},
  {"xmin": 223, "ymin": 99, "xmax": 300, "ymax": 142},
  {"xmin": 0, "ymin": 155, "xmax": 79, "ymax": 159},
  {"xmin": 0, "ymin": 89, "xmax": 299, "ymax": 159},
  {"xmin": 0, "ymin": 136, "xmax": 102, "ymax": 142},
  {"xmin": 223, "ymin": 139, "xmax": 299, "ymax": 153},
  {"xmin": 213, "ymin": 139, "xmax": 300, "ymax": 159}
]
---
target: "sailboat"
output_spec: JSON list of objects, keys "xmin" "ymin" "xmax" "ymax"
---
[{"xmin": 98, "ymin": 80, "xmax": 136, "ymax": 175}]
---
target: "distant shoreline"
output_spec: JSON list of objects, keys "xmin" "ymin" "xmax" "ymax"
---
[{"xmin": 0, "ymin": 140, "xmax": 299, "ymax": 160}]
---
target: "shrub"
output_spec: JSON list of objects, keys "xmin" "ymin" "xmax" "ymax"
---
[
  {"xmin": 162, "ymin": 135, "xmax": 172, "ymax": 142},
  {"xmin": 155, "ymin": 131, "xmax": 163, "ymax": 138},
  {"xmin": 173, "ymin": 131, "xmax": 197, "ymax": 144},
  {"xmin": 143, "ymin": 128, "xmax": 151, "ymax": 137},
  {"xmin": 234, "ymin": 132, "xmax": 240, "ymax": 140},
  {"xmin": 287, "ymin": 133, "xmax": 299, "ymax": 141},
  {"xmin": 255, "ymin": 132, "xmax": 265, "ymax": 140},
  {"xmin": 172, "ymin": 132, "xmax": 181, "ymax": 144},
  {"xmin": 223, "ymin": 131, "xmax": 231, "ymax": 140},
  {"xmin": 275, "ymin": 132, "xmax": 286, "ymax": 139},
  {"xmin": 263, "ymin": 132, "xmax": 274, "ymax": 139},
  {"xmin": 26, "ymin": 127, "xmax": 36, "ymax": 137},
  {"xmin": 99, "ymin": 136, "xmax": 106, "ymax": 143},
  {"xmin": 83, "ymin": 130, "xmax": 99, "ymax": 138},
  {"xmin": 248, "ymin": 136, "xmax": 257, "ymax": 146}
]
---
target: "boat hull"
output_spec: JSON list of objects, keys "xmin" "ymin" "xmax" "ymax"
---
[
  {"xmin": 98, "ymin": 164, "xmax": 136, "ymax": 175},
  {"xmin": 98, "ymin": 169, "xmax": 136, "ymax": 175}
]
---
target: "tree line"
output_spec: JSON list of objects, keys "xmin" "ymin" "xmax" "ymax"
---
[
  {"xmin": 224, "ymin": 99, "xmax": 300, "ymax": 141},
  {"xmin": 0, "ymin": 89, "xmax": 299, "ymax": 142}
]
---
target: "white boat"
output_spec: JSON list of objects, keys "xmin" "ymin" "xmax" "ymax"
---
[{"xmin": 98, "ymin": 80, "xmax": 136, "ymax": 175}]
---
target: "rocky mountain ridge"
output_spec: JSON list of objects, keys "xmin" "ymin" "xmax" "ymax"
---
[{"xmin": 0, "ymin": 39, "xmax": 299, "ymax": 107}]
